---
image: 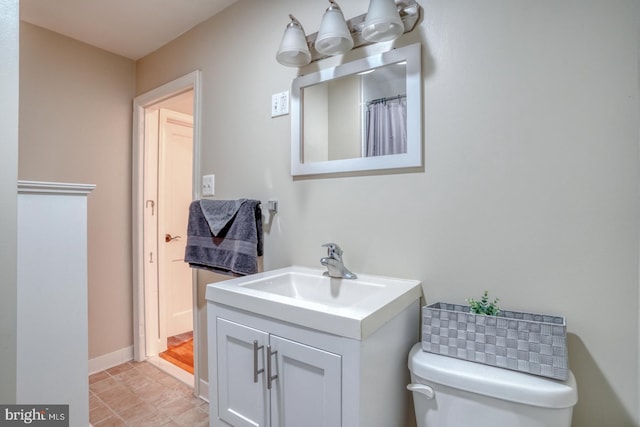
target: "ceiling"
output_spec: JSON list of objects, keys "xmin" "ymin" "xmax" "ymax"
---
[{"xmin": 20, "ymin": 0, "xmax": 238, "ymax": 60}]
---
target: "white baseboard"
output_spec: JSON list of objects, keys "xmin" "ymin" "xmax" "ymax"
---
[
  {"xmin": 88, "ymin": 346, "xmax": 134, "ymax": 375},
  {"xmin": 199, "ymin": 378, "xmax": 209, "ymax": 402}
]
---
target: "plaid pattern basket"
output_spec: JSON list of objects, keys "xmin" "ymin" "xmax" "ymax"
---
[{"xmin": 422, "ymin": 302, "xmax": 568, "ymax": 381}]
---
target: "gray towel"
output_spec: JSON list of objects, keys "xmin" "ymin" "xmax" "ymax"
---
[
  {"xmin": 185, "ymin": 199, "xmax": 263, "ymax": 276},
  {"xmin": 199, "ymin": 199, "xmax": 244, "ymax": 235}
]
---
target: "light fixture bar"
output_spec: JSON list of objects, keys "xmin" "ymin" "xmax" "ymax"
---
[{"xmin": 305, "ymin": 0, "xmax": 421, "ymax": 63}]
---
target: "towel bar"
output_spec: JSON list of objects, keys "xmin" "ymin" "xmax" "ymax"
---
[
  {"xmin": 265, "ymin": 200, "xmax": 278, "ymax": 214},
  {"xmin": 198, "ymin": 197, "xmax": 278, "ymax": 213}
]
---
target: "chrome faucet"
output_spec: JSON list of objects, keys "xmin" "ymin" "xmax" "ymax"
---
[{"xmin": 320, "ymin": 243, "xmax": 357, "ymax": 279}]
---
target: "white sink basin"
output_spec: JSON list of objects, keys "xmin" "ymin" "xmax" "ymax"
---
[
  {"xmin": 241, "ymin": 270, "xmax": 385, "ymax": 307},
  {"xmin": 206, "ymin": 266, "xmax": 422, "ymax": 340}
]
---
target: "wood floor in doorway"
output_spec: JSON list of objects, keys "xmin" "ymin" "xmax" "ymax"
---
[{"xmin": 159, "ymin": 331, "xmax": 194, "ymax": 374}]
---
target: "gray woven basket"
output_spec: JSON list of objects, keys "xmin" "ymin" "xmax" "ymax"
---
[{"xmin": 422, "ymin": 302, "xmax": 568, "ymax": 381}]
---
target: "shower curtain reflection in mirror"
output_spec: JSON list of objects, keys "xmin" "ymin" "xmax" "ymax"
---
[{"xmin": 365, "ymin": 95, "xmax": 407, "ymax": 157}]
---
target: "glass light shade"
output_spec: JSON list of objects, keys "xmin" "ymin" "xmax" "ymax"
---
[
  {"xmin": 314, "ymin": 3, "xmax": 353, "ymax": 56},
  {"xmin": 361, "ymin": 0, "xmax": 404, "ymax": 42},
  {"xmin": 276, "ymin": 18, "xmax": 311, "ymax": 67}
]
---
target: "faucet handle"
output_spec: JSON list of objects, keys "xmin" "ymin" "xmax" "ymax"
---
[{"xmin": 322, "ymin": 242, "xmax": 343, "ymax": 257}]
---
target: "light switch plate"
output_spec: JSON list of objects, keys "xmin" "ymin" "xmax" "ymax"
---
[
  {"xmin": 202, "ymin": 174, "xmax": 215, "ymax": 196},
  {"xmin": 271, "ymin": 91, "xmax": 289, "ymax": 117}
]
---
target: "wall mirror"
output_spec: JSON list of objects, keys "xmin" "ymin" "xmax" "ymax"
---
[{"xmin": 291, "ymin": 43, "xmax": 422, "ymax": 176}]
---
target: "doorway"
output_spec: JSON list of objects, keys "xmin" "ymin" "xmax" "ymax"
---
[
  {"xmin": 132, "ymin": 71, "xmax": 203, "ymax": 395},
  {"xmin": 147, "ymin": 106, "xmax": 194, "ymax": 382}
]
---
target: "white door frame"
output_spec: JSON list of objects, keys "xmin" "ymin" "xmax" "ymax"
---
[{"xmin": 132, "ymin": 71, "xmax": 202, "ymax": 393}]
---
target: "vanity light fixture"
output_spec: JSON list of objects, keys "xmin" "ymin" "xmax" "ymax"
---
[
  {"xmin": 276, "ymin": 14, "xmax": 312, "ymax": 67},
  {"xmin": 361, "ymin": 0, "xmax": 404, "ymax": 42},
  {"xmin": 277, "ymin": 0, "xmax": 421, "ymax": 67},
  {"xmin": 314, "ymin": 0, "xmax": 353, "ymax": 56}
]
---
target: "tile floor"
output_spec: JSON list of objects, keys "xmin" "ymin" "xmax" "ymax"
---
[{"xmin": 89, "ymin": 361, "xmax": 208, "ymax": 426}]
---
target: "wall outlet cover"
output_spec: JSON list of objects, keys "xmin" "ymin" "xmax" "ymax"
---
[
  {"xmin": 202, "ymin": 174, "xmax": 215, "ymax": 196},
  {"xmin": 271, "ymin": 91, "xmax": 289, "ymax": 117}
]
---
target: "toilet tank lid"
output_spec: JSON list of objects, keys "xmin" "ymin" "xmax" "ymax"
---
[{"xmin": 408, "ymin": 344, "xmax": 578, "ymax": 409}]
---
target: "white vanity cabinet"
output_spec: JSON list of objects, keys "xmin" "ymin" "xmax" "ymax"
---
[
  {"xmin": 215, "ymin": 317, "xmax": 341, "ymax": 427},
  {"xmin": 208, "ymin": 299, "xmax": 420, "ymax": 427}
]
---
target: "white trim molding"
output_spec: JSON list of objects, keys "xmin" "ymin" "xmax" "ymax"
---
[
  {"xmin": 88, "ymin": 346, "xmax": 134, "ymax": 375},
  {"xmin": 18, "ymin": 180, "xmax": 95, "ymax": 195}
]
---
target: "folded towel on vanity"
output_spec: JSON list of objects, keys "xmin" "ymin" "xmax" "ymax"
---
[{"xmin": 185, "ymin": 199, "xmax": 263, "ymax": 276}]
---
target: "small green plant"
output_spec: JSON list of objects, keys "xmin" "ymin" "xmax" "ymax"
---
[{"xmin": 467, "ymin": 291, "xmax": 500, "ymax": 316}]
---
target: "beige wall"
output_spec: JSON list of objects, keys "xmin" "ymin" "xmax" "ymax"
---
[
  {"xmin": 0, "ymin": 0, "xmax": 19, "ymax": 403},
  {"xmin": 136, "ymin": 1, "xmax": 640, "ymax": 425},
  {"xmin": 11, "ymin": 0, "xmax": 638, "ymax": 425},
  {"xmin": 18, "ymin": 22, "xmax": 135, "ymax": 359}
]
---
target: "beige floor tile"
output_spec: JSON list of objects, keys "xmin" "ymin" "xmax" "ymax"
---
[
  {"xmin": 117, "ymin": 372, "xmax": 155, "ymax": 392},
  {"xmin": 97, "ymin": 384, "xmax": 136, "ymax": 407},
  {"xmin": 88, "ymin": 361, "xmax": 208, "ymax": 427},
  {"xmin": 135, "ymin": 382, "xmax": 170, "ymax": 404},
  {"xmin": 109, "ymin": 394, "xmax": 145, "ymax": 417},
  {"xmin": 90, "ymin": 376, "xmax": 120, "ymax": 394},
  {"xmin": 143, "ymin": 384, "xmax": 188, "ymax": 407},
  {"xmin": 171, "ymin": 406, "xmax": 208, "ymax": 426},
  {"xmin": 118, "ymin": 401, "xmax": 170, "ymax": 426},
  {"xmin": 89, "ymin": 371, "xmax": 110, "ymax": 384},
  {"xmin": 89, "ymin": 399, "xmax": 115, "ymax": 425},
  {"xmin": 135, "ymin": 363, "xmax": 168, "ymax": 379},
  {"xmin": 94, "ymin": 415, "xmax": 126, "ymax": 427},
  {"xmin": 159, "ymin": 420, "xmax": 182, "ymax": 427},
  {"xmin": 106, "ymin": 362, "xmax": 135, "ymax": 376},
  {"xmin": 129, "ymin": 411, "xmax": 174, "ymax": 427},
  {"xmin": 158, "ymin": 397, "xmax": 198, "ymax": 418}
]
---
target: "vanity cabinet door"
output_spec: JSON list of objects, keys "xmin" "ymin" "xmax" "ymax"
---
[
  {"xmin": 216, "ymin": 318, "xmax": 270, "ymax": 427},
  {"xmin": 269, "ymin": 335, "xmax": 342, "ymax": 427}
]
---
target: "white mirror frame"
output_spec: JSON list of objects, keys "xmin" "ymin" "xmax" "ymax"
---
[{"xmin": 291, "ymin": 43, "xmax": 422, "ymax": 177}]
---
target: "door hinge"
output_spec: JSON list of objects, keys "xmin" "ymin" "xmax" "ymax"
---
[{"xmin": 145, "ymin": 200, "xmax": 155, "ymax": 216}]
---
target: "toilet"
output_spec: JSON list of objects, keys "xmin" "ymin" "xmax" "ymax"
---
[{"xmin": 407, "ymin": 343, "xmax": 578, "ymax": 427}]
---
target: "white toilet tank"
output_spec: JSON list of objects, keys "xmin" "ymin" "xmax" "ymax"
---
[{"xmin": 408, "ymin": 343, "xmax": 578, "ymax": 427}]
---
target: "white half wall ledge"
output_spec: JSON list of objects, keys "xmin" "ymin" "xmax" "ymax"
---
[{"xmin": 18, "ymin": 180, "xmax": 96, "ymax": 195}]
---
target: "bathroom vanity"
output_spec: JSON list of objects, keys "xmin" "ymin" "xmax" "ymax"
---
[{"xmin": 206, "ymin": 266, "xmax": 422, "ymax": 427}]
